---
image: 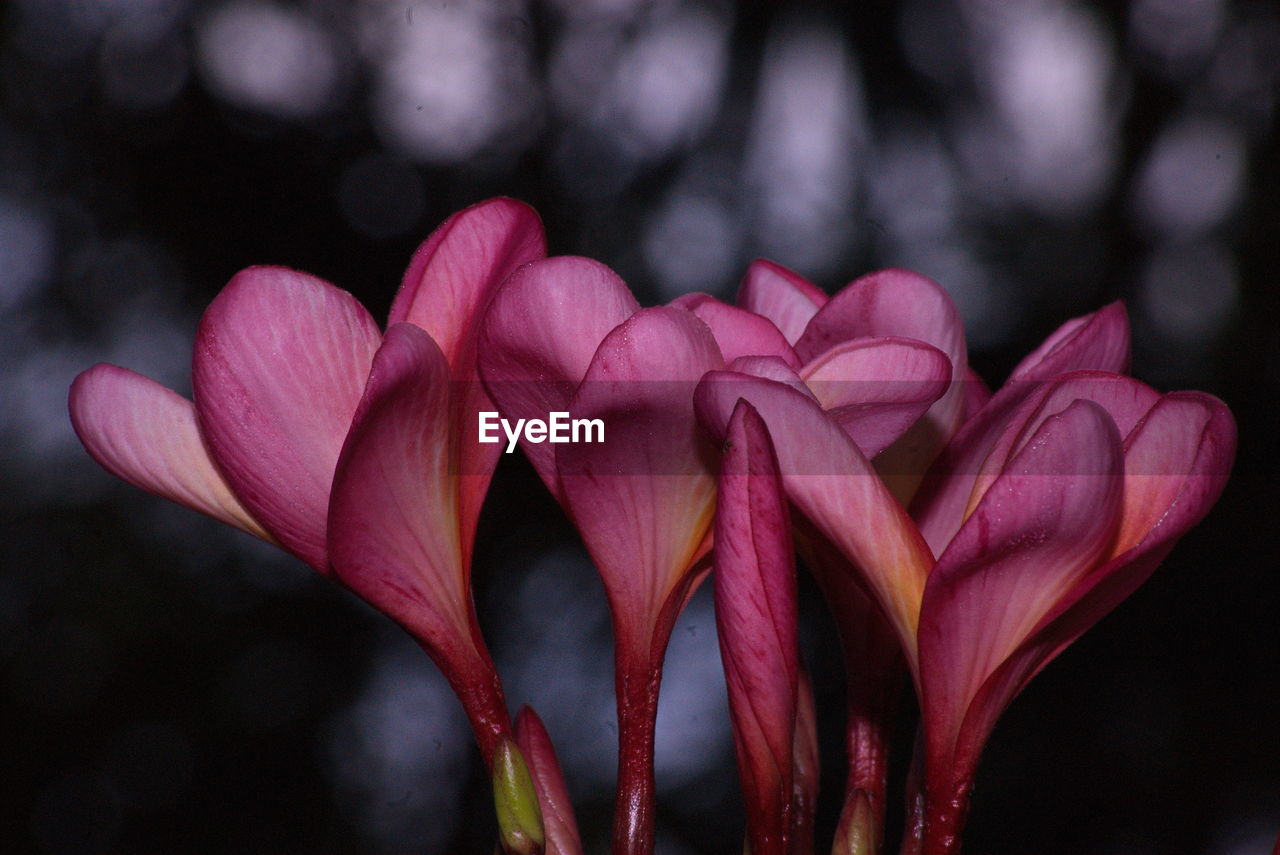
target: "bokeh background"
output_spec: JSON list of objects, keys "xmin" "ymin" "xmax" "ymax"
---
[{"xmin": 2, "ymin": 0, "xmax": 1278, "ymax": 853}]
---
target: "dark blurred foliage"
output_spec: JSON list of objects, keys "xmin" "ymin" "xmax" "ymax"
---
[{"xmin": 1, "ymin": 1, "xmax": 1278, "ymax": 853}]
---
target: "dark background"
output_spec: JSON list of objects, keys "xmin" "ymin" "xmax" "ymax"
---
[{"xmin": 2, "ymin": 1, "xmax": 1277, "ymax": 853}]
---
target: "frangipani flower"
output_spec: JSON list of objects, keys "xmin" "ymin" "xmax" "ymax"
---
[
  {"xmin": 696, "ymin": 300, "xmax": 1236, "ymax": 855},
  {"xmin": 479, "ymin": 256, "xmax": 723, "ymax": 854},
  {"xmin": 70, "ymin": 198, "xmax": 546, "ymax": 765}
]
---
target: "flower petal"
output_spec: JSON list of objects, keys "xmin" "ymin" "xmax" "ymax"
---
[
  {"xmin": 913, "ymin": 371, "xmax": 1161, "ymax": 556},
  {"xmin": 671, "ymin": 292, "xmax": 799, "ymax": 368},
  {"xmin": 799, "ymin": 337, "xmax": 951, "ymax": 460},
  {"xmin": 943, "ymin": 392, "xmax": 1233, "ymax": 792},
  {"xmin": 715, "ymin": 401, "xmax": 797, "ymax": 855},
  {"xmin": 328, "ymin": 323, "xmax": 509, "ymax": 757},
  {"xmin": 736, "ymin": 259, "xmax": 828, "ymax": 346},
  {"xmin": 69, "ymin": 364, "xmax": 270, "ymax": 541},
  {"xmin": 479, "ymin": 256, "xmax": 641, "ymax": 496},
  {"xmin": 193, "ymin": 266, "xmax": 382, "ymax": 572},
  {"xmin": 389, "ymin": 198, "xmax": 547, "ymax": 547},
  {"xmin": 388, "ymin": 197, "xmax": 546, "ymax": 365},
  {"xmin": 514, "ymin": 707, "xmax": 584, "ymax": 855},
  {"xmin": 918, "ymin": 399, "xmax": 1124, "ymax": 782},
  {"xmin": 795, "ymin": 269, "xmax": 969, "ymax": 500},
  {"xmin": 695, "ymin": 371, "xmax": 932, "ymax": 656},
  {"xmin": 1008, "ymin": 302, "xmax": 1130, "ymax": 383},
  {"xmin": 557, "ymin": 306, "xmax": 722, "ymax": 631}
]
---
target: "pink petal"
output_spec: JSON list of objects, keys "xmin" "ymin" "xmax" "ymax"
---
[
  {"xmin": 388, "ymin": 197, "xmax": 546, "ymax": 366},
  {"xmin": 918, "ymin": 399, "xmax": 1124, "ymax": 783},
  {"xmin": 192, "ymin": 266, "xmax": 383, "ymax": 572},
  {"xmin": 1008, "ymin": 302, "xmax": 1130, "ymax": 383},
  {"xmin": 799, "ymin": 337, "xmax": 951, "ymax": 460},
  {"xmin": 479, "ymin": 256, "xmax": 641, "ymax": 496},
  {"xmin": 671, "ymin": 292, "xmax": 799, "ymax": 368},
  {"xmin": 913, "ymin": 370, "xmax": 1161, "ymax": 557},
  {"xmin": 728, "ymin": 356, "xmax": 817, "ymax": 401},
  {"xmin": 795, "ymin": 269, "xmax": 969, "ymax": 500},
  {"xmin": 736, "ymin": 259, "xmax": 828, "ymax": 345},
  {"xmin": 714, "ymin": 401, "xmax": 797, "ymax": 855},
  {"xmin": 557, "ymin": 306, "xmax": 723, "ymax": 632},
  {"xmin": 962, "ymin": 368, "xmax": 992, "ymax": 421},
  {"xmin": 389, "ymin": 198, "xmax": 547, "ymax": 546},
  {"xmin": 328, "ymin": 323, "xmax": 509, "ymax": 758},
  {"xmin": 69, "ymin": 364, "xmax": 270, "ymax": 541},
  {"xmin": 946, "ymin": 392, "xmax": 1234, "ymax": 784},
  {"xmin": 515, "ymin": 707, "xmax": 584, "ymax": 855},
  {"xmin": 695, "ymin": 371, "xmax": 933, "ymax": 656}
]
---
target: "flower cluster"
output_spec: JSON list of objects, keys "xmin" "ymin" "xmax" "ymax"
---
[{"xmin": 69, "ymin": 199, "xmax": 1236, "ymax": 855}]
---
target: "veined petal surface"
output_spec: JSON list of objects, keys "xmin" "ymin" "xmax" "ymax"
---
[
  {"xmin": 69, "ymin": 364, "xmax": 269, "ymax": 541},
  {"xmin": 671, "ymin": 292, "xmax": 799, "ymax": 368},
  {"xmin": 193, "ymin": 266, "xmax": 382, "ymax": 572},
  {"xmin": 736, "ymin": 259, "xmax": 828, "ymax": 346},
  {"xmin": 696, "ymin": 371, "xmax": 932, "ymax": 655},
  {"xmin": 479, "ymin": 256, "xmax": 641, "ymax": 496},
  {"xmin": 715, "ymin": 402, "xmax": 797, "ymax": 855},
  {"xmin": 558, "ymin": 307, "xmax": 722, "ymax": 630},
  {"xmin": 919, "ymin": 400, "xmax": 1124, "ymax": 772}
]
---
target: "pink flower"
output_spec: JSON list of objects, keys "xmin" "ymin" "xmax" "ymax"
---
[
  {"xmin": 70, "ymin": 198, "xmax": 546, "ymax": 764},
  {"xmin": 697, "ymin": 289, "xmax": 1235, "ymax": 855}
]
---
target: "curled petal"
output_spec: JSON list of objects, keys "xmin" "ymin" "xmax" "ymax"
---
[
  {"xmin": 193, "ymin": 266, "xmax": 382, "ymax": 572},
  {"xmin": 558, "ymin": 306, "xmax": 722, "ymax": 632},
  {"xmin": 799, "ymin": 337, "xmax": 952, "ymax": 459},
  {"xmin": 914, "ymin": 371, "xmax": 1160, "ymax": 556},
  {"xmin": 69, "ymin": 364, "xmax": 269, "ymax": 541},
  {"xmin": 671, "ymin": 292, "xmax": 799, "ymax": 368},
  {"xmin": 1008, "ymin": 302, "xmax": 1130, "ymax": 383},
  {"xmin": 389, "ymin": 197, "xmax": 546, "ymax": 366},
  {"xmin": 696, "ymin": 371, "xmax": 932, "ymax": 657},
  {"xmin": 796, "ymin": 269, "xmax": 969, "ymax": 499},
  {"xmin": 919, "ymin": 400, "xmax": 1124, "ymax": 783},
  {"xmin": 515, "ymin": 707, "xmax": 584, "ymax": 855},
  {"xmin": 479, "ymin": 256, "xmax": 640, "ymax": 496},
  {"xmin": 328, "ymin": 324, "xmax": 508, "ymax": 758},
  {"xmin": 715, "ymin": 401, "xmax": 797, "ymax": 855},
  {"xmin": 736, "ymin": 259, "xmax": 828, "ymax": 346}
]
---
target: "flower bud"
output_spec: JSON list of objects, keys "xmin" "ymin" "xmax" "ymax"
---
[{"xmin": 492, "ymin": 736, "xmax": 546, "ymax": 855}]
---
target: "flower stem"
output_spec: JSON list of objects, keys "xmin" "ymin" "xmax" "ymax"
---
[{"xmin": 612, "ymin": 649, "xmax": 663, "ymax": 855}]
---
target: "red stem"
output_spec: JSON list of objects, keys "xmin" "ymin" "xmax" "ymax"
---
[{"xmin": 612, "ymin": 647, "xmax": 664, "ymax": 855}]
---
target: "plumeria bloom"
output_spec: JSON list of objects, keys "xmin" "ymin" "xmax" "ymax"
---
[
  {"xmin": 478, "ymin": 256, "xmax": 952, "ymax": 853},
  {"xmin": 479, "ymin": 256, "xmax": 724, "ymax": 854},
  {"xmin": 70, "ymin": 198, "xmax": 546, "ymax": 767},
  {"xmin": 697, "ymin": 293, "xmax": 1235, "ymax": 855}
]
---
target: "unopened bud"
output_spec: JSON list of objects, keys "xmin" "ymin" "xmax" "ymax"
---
[{"xmin": 492, "ymin": 736, "xmax": 545, "ymax": 855}]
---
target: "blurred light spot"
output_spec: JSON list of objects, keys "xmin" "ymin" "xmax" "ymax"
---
[
  {"xmin": 1131, "ymin": 0, "xmax": 1224, "ymax": 74},
  {"xmin": 1132, "ymin": 116, "xmax": 1244, "ymax": 236},
  {"xmin": 605, "ymin": 7, "xmax": 728, "ymax": 159},
  {"xmin": 196, "ymin": 1, "xmax": 339, "ymax": 118},
  {"xmin": 104, "ymin": 719, "xmax": 194, "ymax": 810},
  {"xmin": 644, "ymin": 191, "xmax": 740, "ymax": 298},
  {"xmin": 30, "ymin": 771, "xmax": 122, "ymax": 855},
  {"xmin": 654, "ymin": 586, "xmax": 731, "ymax": 791},
  {"xmin": 100, "ymin": 30, "xmax": 189, "ymax": 110},
  {"xmin": 223, "ymin": 638, "xmax": 318, "ymax": 729},
  {"xmin": 745, "ymin": 19, "xmax": 862, "ymax": 273},
  {"xmin": 1139, "ymin": 241, "xmax": 1236, "ymax": 345},
  {"xmin": 867, "ymin": 123, "xmax": 957, "ymax": 245},
  {"xmin": 337, "ymin": 153, "xmax": 425, "ymax": 240},
  {"xmin": 327, "ymin": 637, "xmax": 468, "ymax": 852},
  {"xmin": 972, "ymin": 1, "xmax": 1117, "ymax": 214},
  {"xmin": 364, "ymin": 2, "xmax": 538, "ymax": 163},
  {"xmin": 503, "ymin": 546, "xmax": 615, "ymax": 790},
  {"xmin": 0, "ymin": 196, "xmax": 53, "ymax": 312}
]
